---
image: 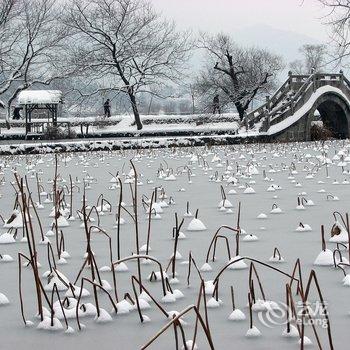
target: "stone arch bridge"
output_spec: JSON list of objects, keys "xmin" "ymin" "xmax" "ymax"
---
[{"xmin": 246, "ymin": 72, "xmax": 350, "ymax": 141}]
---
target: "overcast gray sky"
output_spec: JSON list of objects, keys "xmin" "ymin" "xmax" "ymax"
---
[{"xmin": 149, "ymin": 0, "xmax": 329, "ymax": 42}]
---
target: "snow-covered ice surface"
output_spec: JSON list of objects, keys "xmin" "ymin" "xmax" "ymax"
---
[{"xmin": 0, "ymin": 140, "xmax": 349, "ymax": 349}]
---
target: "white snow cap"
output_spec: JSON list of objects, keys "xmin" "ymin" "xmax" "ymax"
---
[{"xmin": 18, "ymin": 90, "xmax": 62, "ymax": 105}]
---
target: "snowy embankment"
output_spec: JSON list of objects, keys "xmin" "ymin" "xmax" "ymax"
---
[
  {"xmin": 0, "ymin": 133, "xmax": 254, "ymax": 155},
  {"xmin": 0, "ymin": 113, "xmax": 240, "ymax": 136}
]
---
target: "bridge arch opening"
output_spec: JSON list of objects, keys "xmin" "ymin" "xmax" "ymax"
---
[{"xmin": 311, "ymin": 99, "xmax": 350, "ymax": 140}]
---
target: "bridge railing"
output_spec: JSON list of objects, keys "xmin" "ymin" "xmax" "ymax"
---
[
  {"xmin": 263, "ymin": 75, "xmax": 312, "ymax": 126},
  {"xmin": 247, "ymin": 74, "xmax": 319, "ymax": 125},
  {"xmin": 246, "ymin": 76, "xmax": 293, "ymax": 125},
  {"xmin": 268, "ymin": 76, "xmax": 292, "ymax": 107},
  {"xmin": 246, "ymin": 72, "xmax": 350, "ymax": 131},
  {"xmin": 268, "ymin": 73, "xmax": 348, "ymax": 125}
]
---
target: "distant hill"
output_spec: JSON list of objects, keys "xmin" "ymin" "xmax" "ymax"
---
[{"xmin": 234, "ymin": 24, "xmax": 322, "ymax": 64}]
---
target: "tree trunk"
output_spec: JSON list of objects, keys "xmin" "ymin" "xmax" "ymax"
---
[
  {"xmin": 191, "ymin": 93, "xmax": 195, "ymax": 114},
  {"xmin": 6, "ymin": 105, "xmax": 11, "ymax": 129},
  {"xmin": 147, "ymin": 95, "xmax": 153, "ymax": 115},
  {"xmin": 129, "ymin": 92, "xmax": 143, "ymax": 130}
]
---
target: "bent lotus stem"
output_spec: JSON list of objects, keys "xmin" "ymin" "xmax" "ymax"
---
[
  {"xmin": 82, "ymin": 194, "xmax": 102, "ymax": 293},
  {"xmin": 54, "ymin": 190, "xmax": 62, "ymax": 259},
  {"xmin": 16, "ymin": 176, "xmax": 44, "ymax": 321},
  {"xmin": 302, "ymin": 270, "xmax": 334, "ymax": 350},
  {"xmin": 333, "ymin": 211, "xmax": 348, "ymax": 231},
  {"xmin": 195, "ymin": 209, "xmax": 199, "ymax": 219},
  {"xmin": 285, "ymin": 284, "xmax": 301, "ymax": 337},
  {"xmin": 76, "ymin": 277, "xmax": 118, "ymax": 330},
  {"xmin": 89, "ymin": 225, "xmax": 118, "ymax": 301},
  {"xmin": 237, "ymin": 201, "xmax": 241, "ymax": 228},
  {"xmin": 212, "ymin": 235, "xmax": 231, "ymax": 262},
  {"xmin": 321, "ymin": 225, "xmax": 326, "ymax": 252},
  {"xmin": 336, "ymin": 242, "xmax": 347, "ymax": 251},
  {"xmin": 336, "ymin": 263, "xmax": 349, "ymax": 277},
  {"xmin": 333, "ymin": 249, "xmax": 344, "ymax": 268},
  {"xmin": 96, "ymin": 193, "xmax": 104, "ymax": 208},
  {"xmin": 205, "ymin": 225, "xmax": 239, "ymax": 263},
  {"xmin": 220, "ymin": 185, "xmax": 226, "ymax": 202},
  {"xmin": 113, "ymin": 255, "xmax": 166, "ymax": 296},
  {"xmin": 67, "ymin": 283, "xmax": 78, "ymax": 299},
  {"xmin": 249, "ymin": 262, "xmax": 266, "ymax": 301},
  {"xmin": 248, "ymin": 292, "xmax": 253, "ymax": 329},
  {"xmin": 186, "ymin": 252, "xmax": 203, "ymax": 287},
  {"xmin": 141, "ymin": 305, "xmax": 214, "ymax": 350},
  {"xmin": 87, "ymin": 205, "xmax": 100, "ymax": 227},
  {"xmin": 47, "ymin": 243, "xmax": 57, "ymax": 272},
  {"xmin": 301, "ymin": 197, "xmax": 308, "ymax": 206},
  {"xmin": 36, "ymin": 173, "xmax": 41, "ymax": 205},
  {"xmin": 165, "ymin": 277, "xmax": 173, "ymax": 294},
  {"xmin": 327, "ymin": 194, "xmax": 335, "ymax": 200},
  {"xmin": 69, "ymin": 175, "xmax": 73, "ymax": 218},
  {"xmin": 146, "ymin": 190, "xmax": 155, "ymax": 256},
  {"xmin": 249, "ymin": 279, "xmax": 256, "ymax": 304},
  {"xmin": 213, "ymin": 256, "xmax": 299, "ymax": 288},
  {"xmin": 130, "ymin": 160, "xmax": 142, "ymax": 294},
  {"xmin": 289, "ymin": 258, "xmax": 304, "ymax": 296},
  {"xmin": 235, "ymin": 230, "xmax": 240, "ymax": 257},
  {"xmin": 58, "ymin": 231, "xmax": 66, "ymax": 257},
  {"xmin": 131, "ymin": 275, "xmax": 168, "ymax": 323},
  {"xmin": 116, "ymin": 177, "xmax": 123, "ymax": 260},
  {"xmin": 172, "ymin": 213, "xmax": 184, "ymax": 278},
  {"xmin": 18, "ymin": 252, "xmax": 32, "ymax": 325},
  {"xmin": 273, "ymin": 247, "xmax": 282, "ymax": 260},
  {"xmin": 230, "ymin": 286, "xmax": 236, "ymax": 311},
  {"xmin": 191, "ymin": 280, "xmax": 212, "ymax": 350},
  {"xmin": 29, "ymin": 194, "xmax": 44, "ymax": 241},
  {"xmin": 175, "ymin": 318, "xmax": 187, "ymax": 350}
]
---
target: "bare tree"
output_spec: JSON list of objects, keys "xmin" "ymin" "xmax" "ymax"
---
[
  {"xmin": 0, "ymin": 0, "xmax": 15, "ymax": 28},
  {"xmin": 290, "ymin": 44, "xmax": 327, "ymax": 74},
  {"xmin": 0, "ymin": 0, "xmax": 72, "ymax": 123},
  {"xmin": 196, "ymin": 33, "xmax": 283, "ymax": 121},
  {"xmin": 64, "ymin": 0, "xmax": 192, "ymax": 130},
  {"xmin": 289, "ymin": 59, "xmax": 305, "ymax": 75},
  {"xmin": 318, "ymin": 0, "xmax": 350, "ymax": 64}
]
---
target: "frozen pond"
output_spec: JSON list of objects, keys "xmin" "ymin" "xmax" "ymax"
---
[{"xmin": 0, "ymin": 140, "xmax": 349, "ymax": 349}]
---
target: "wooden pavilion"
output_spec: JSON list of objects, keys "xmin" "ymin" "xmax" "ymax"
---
[{"xmin": 17, "ymin": 90, "xmax": 63, "ymax": 135}]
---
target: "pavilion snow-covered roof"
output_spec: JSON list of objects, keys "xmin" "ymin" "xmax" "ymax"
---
[{"xmin": 18, "ymin": 90, "xmax": 62, "ymax": 105}]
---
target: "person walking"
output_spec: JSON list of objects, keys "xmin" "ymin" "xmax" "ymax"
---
[
  {"xmin": 213, "ymin": 94, "xmax": 221, "ymax": 115},
  {"xmin": 104, "ymin": 99, "xmax": 111, "ymax": 118}
]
